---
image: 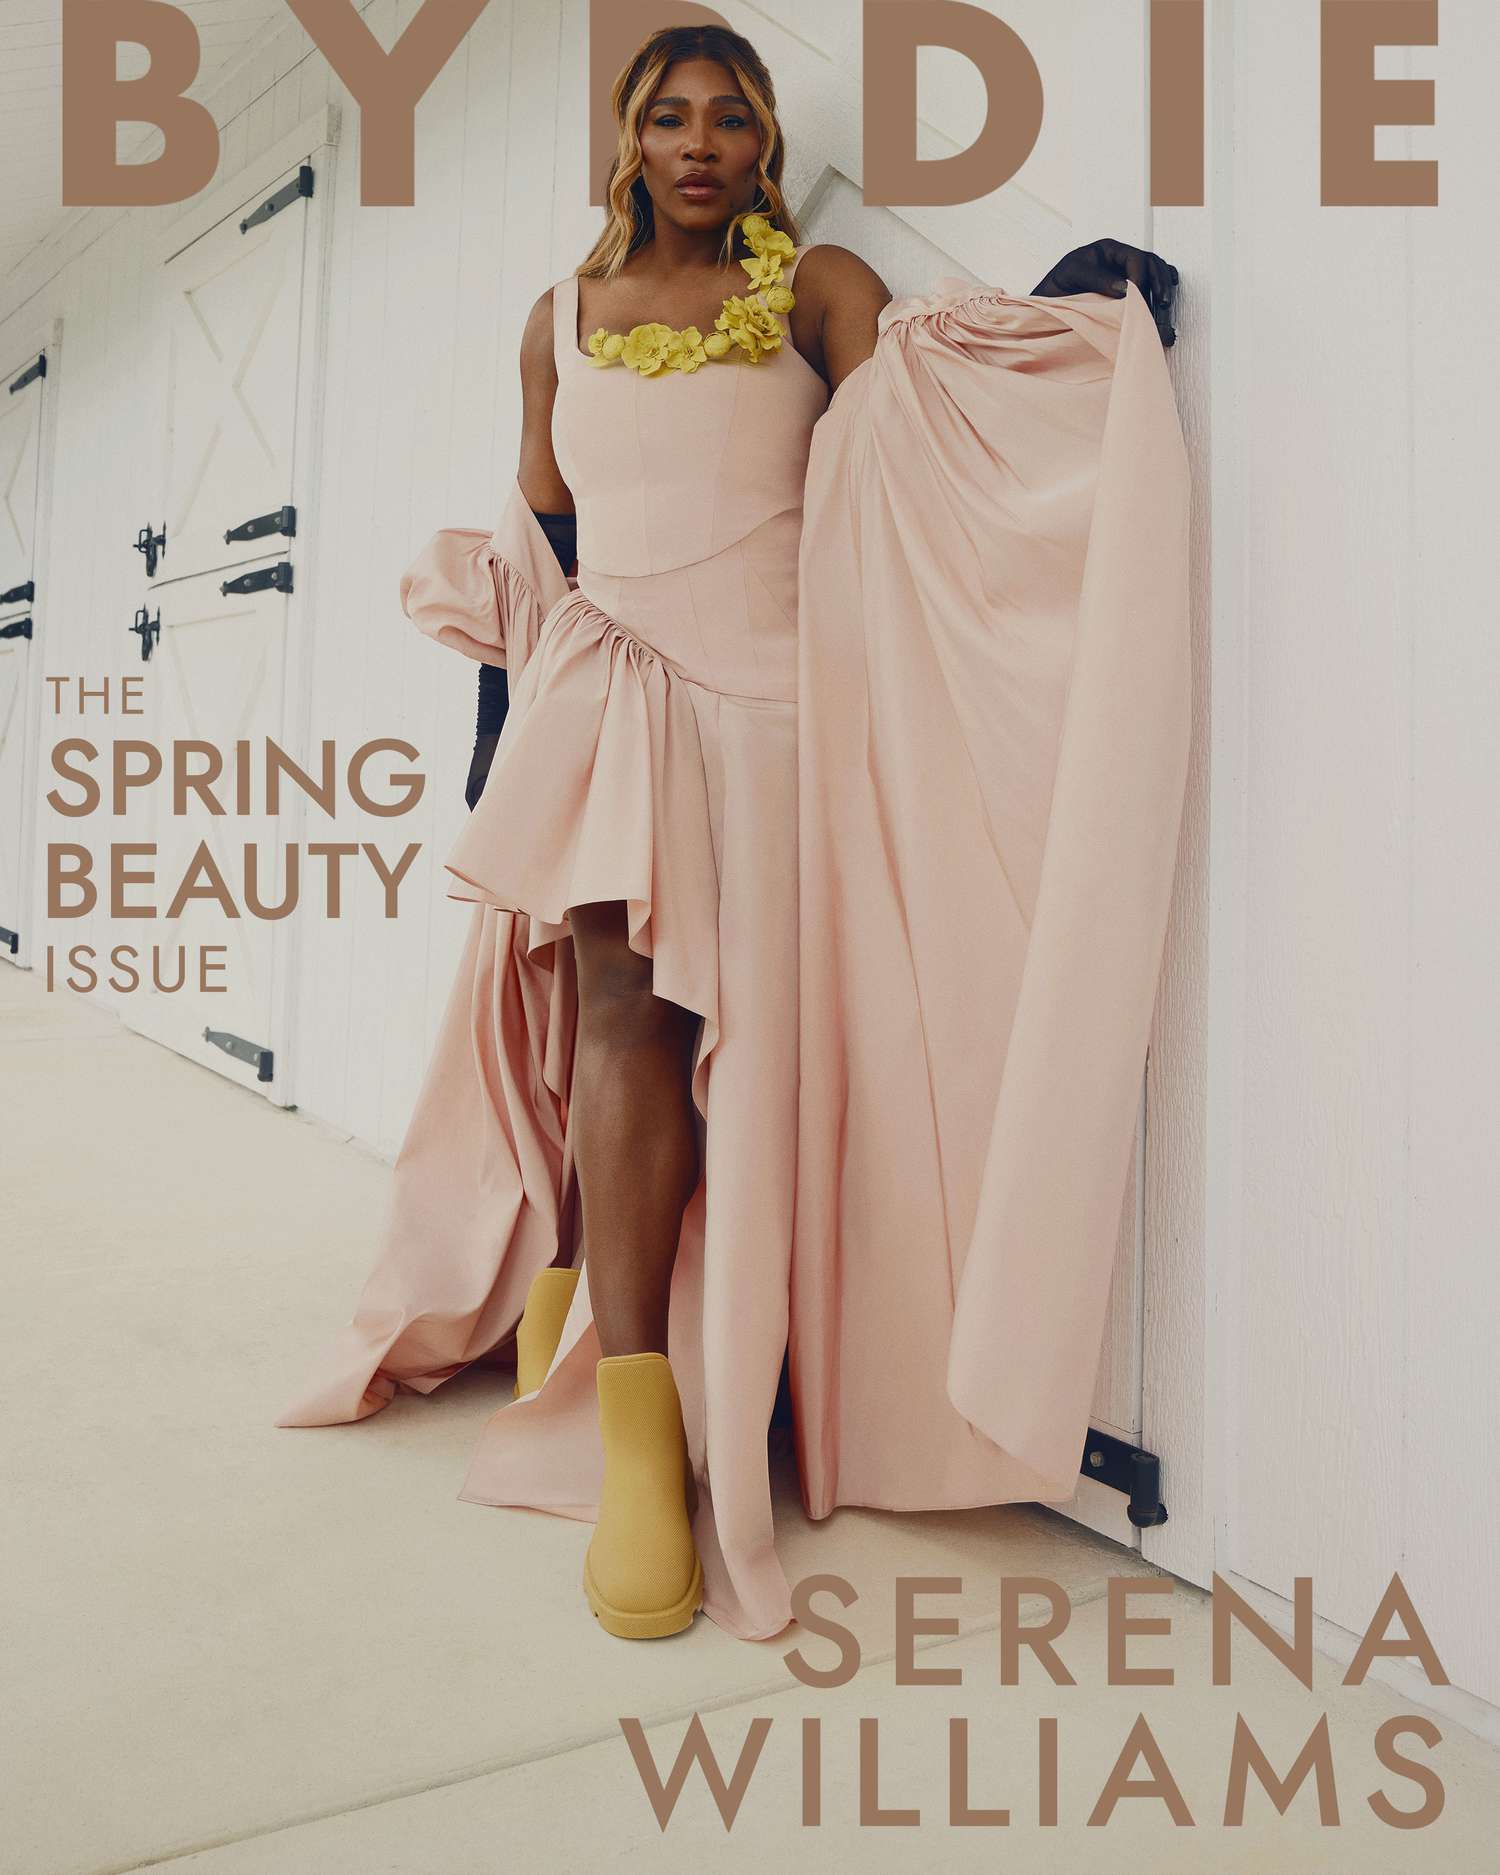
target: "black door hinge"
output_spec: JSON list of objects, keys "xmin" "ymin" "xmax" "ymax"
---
[
  {"xmin": 1, "ymin": 580, "xmax": 34, "ymax": 606},
  {"xmin": 0, "ymin": 617, "xmax": 32, "ymax": 642},
  {"xmin": 134, "ymin": 522, "xmax": 167, "ymax": 578},
  {"xmin": 8, "ymin": 354, "xmax": 44, "ymax": 394},
  {"xmin": 204, "ymin": 1028, "xmax": 274, "ymax": 1082},
  {"xmin": 0, "ymin": 925, "xmax": 18, "ymax": 954},
  {"xmin": 240, "ymin": 165, "xmax": 314, "ymax": 234},
  {"xmin": 130, "ymin": 606, "xmax": 160, "ymax": 661},
  {"xmin": 1080, "ymin": 1428, "xmax": 1169, "ymax": 1528},
  {"xmin": 221, "ymin": 561, "xmax": 293, "ymax": 597},
  {"xmin": 225, "ymin": 505, "xmax": 296, "ymax": 546}
]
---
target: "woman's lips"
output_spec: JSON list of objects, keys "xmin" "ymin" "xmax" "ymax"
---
[{"xmin": 675, "ymin": 178, "xmax": 722, "ymax": 199}]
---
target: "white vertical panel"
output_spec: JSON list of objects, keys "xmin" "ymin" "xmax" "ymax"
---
[
  {"xmin": 1228, "ymin": 0, "xmax": 1411, "ymax": 1631},
  {"xmin": 1404, "ymin": 4, "xmax": 1500, "ymax": 1707},
  {"xmin": 357, "ymin": 0, "xmax": 473, "ymax": 1157},
  {"xmin": 0, "ymin": 361, "xmax": 44, "ymax": 959},
  {"xmin": 289, "ymin": 2, "xmax": 399, "ymax": 1136},
  {"xmin": 1070, "ymin": 0, "xmax": 1150, "ymax": 246},
  {"xmin": 416, "ymin": 0, "xmax": 518, "ymax": 1080},
  {"xmin": 1195, "ymin": 0, "xmax": 1498, "ymax": 1709}
]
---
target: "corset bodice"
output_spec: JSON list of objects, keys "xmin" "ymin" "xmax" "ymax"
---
[{"xmin": 549, "ymin": 246, "xmax": 829, "ymax": 579}]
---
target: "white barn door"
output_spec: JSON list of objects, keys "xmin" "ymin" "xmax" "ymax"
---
[
  {"xmin": 740, "ymin": 0, "xmax": 1155, "ymax": 1544},
  {"xmin": 0, "ymin": 347, "xmax": 48, "ymax": 968},
  {"xmin": 125, "ymin": 153, "xmax": 328, "ymax": 1102},
  {"xmin": 150, "ymin": 166, "xmax": 310, "ymax": 590}
]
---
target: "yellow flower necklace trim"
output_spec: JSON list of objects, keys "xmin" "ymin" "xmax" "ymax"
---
[{"xmin": 585, "ymin": 214, "xmax": 797, "ymax": 376}]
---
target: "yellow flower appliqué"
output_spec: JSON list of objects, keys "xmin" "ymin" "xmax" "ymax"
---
[
  {"xmin": 715, "ymin": 294, "xmax": 783, "ymax": 364},
  {"xmin": 586, "ymin": 213, "xmax": 798, "ymax": 377},
  {"xmin": 586, "ymin": 327, "xmax": 625, "ymax": 365},
  {"xmin": 620, "ymin": 322, "xmax": 676, "ymax": 376},
  {"xmin": 738, "ymin": 214, "xmax": 795, "ymax": 293}
]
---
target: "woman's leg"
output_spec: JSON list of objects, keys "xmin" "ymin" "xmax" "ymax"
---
[{"xmin": 567, "ymin": 899, "xmax": 701, "ymax": 1357}]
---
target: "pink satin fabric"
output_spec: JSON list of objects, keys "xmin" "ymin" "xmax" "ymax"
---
[
  {"xmin": 278, "ymin": 264, "xmax": 1191, "ymax": 1643},
  {"xmin": 794, "ymin": 280, "xmax": 1190, "ymax": 1512}
]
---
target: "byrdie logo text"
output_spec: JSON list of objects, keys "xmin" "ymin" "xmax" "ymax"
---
[{"xmin": 60, "ymin": 0, "xmax": 1439, "ymax": 211}]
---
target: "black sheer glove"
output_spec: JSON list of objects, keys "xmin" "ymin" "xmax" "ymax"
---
[
  {"xmin": 1031, "ymin": 239, "xmax": 1179, "ymax": 348},
  {"xmin": 466, "ymin": 509, "xmax": 577, "ymax": 810},
  {"xmin": 465, "ymin": 664, "xmax": 509, "ymax": 809},
  {"xmin": 465, "ymin": 725, "xmax": 502, "ymax": 811}
]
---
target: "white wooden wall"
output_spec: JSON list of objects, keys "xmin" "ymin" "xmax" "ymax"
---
[
  {"xmin": 4, "ymin": 0, "xmax": 1497, "ymax": 1716},
  {"xmin": 0, "ymin": 0, "xmax": 604, "ymax": 1161},
  {"xmin": 1178, "ymin": 0, "xmax": 1499, "ymax": 1715}
]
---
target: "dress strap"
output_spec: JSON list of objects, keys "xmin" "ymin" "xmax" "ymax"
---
[
  {"xmin": 783, "ymin": 243, "xmax": 812, "ymax": 286},
  {"xmin": 552, "ymin": 274, "xmax": 580, "ymax": 370},
  {"xmin": 774, "ymin": 244, "xmax": 813, "ymax": 348}
]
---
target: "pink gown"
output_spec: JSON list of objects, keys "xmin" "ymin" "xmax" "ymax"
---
[{"xmin": 277, "ymin": 253, "xmax": 1192, "ymax": 1643}]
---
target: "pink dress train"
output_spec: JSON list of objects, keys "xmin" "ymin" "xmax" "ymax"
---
[{"xmin": 277, "ymin": 258, "xmax": 1192, "ymax": 1644}]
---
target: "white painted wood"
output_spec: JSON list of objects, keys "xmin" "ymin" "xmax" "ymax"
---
[
  {"xmin": 1402, "ymin": 0, "xmax": 1500, "ymax": 1718},
  {"xmin": 120, "ymin": 557, "xmax": 291, "ymax": 1092},
  {"xmin": 267, "ymin": 119, "xmax": 341, "ymax": 1122},
  {"xmin": 343, "ymin": 0, "xmax": 468, "ymax": 1154},
  {"xmin": 0, "ymin": 359, "xmax": 42, "ymax": 597},
  {"xmin": 150, "ymin": 181, "xmax": 308, "ymax": 588},
  {"xmin": 0, "ymin": 357, "xmax": 45, "ymax": 960},
  {"xmin": 0, "ymin": 315, "xmax": 62, "ymax": 978},
  {"xmin": 0, "ymin": 1, "xmax": 290, "ymax": 286},
  {"xmin": 1070, "ymin": 0, "xmax": 1151, "ymax": 248},
  {"xmin": 150, "ymin": 104, "xmax": 341, "ymax": 266},
  {"xmin": 122, "ymin": 140, "xmax": 332, "ymax": 1103},
  {"xmin": 1166, "ymin": 0, "xmax": 1500, "ymax": 1714},
  {"xmin": 284, "ymin": 0, "xmax": 513, "ymax": 1155},
  {"xmin": 1220, "ymin": 0, "xmax": 1411, "ymax": 1652}
]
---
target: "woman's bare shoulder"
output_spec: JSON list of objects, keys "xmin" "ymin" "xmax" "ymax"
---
[
  {"xmin": 520, "ymin": 284, "xmax": 559, "ymax": 378},
  {"xmin": 792, "ymin": 244, "xmax": 894, "ymax": 387},
  {"xmin": 516, "ymin": 283, "xmax": 572, "ymax": 508},
  {"xmin": 793, "ymin": 243, "xmax": 893, "ymax": 313}
]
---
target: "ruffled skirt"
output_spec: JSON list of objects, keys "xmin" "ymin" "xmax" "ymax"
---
[{"xmin": 279, "ymin": 516, "xmax": 805, "ymax": 1641}]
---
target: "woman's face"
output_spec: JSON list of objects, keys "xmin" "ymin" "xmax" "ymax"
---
[{"xmin": 637, "ymin": 57, "xmax": 764, "ymax": 237}]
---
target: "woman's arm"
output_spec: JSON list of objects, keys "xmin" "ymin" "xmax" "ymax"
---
[
  {"xmin": 788, "ymin": 244, "xmax": 893, "ymax": 393},
  {"xmin": 466, "ymin": 292, "xmax": 577, "ymax": 809},
  {"xmin": 517, "ymin": 287, "xmax": 575, "ymax": 512}
]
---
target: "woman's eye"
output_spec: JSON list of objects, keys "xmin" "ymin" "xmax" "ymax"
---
[{"xmin": 650, "ymin": 112, "xmax": 748, "ymax": 129}]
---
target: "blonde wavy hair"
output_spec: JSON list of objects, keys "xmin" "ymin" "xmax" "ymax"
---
[{"xmin": 578, "ymin": 24, "xmax": 802, "ymax": 281}]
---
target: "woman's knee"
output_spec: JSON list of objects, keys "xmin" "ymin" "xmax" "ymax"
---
[{"xmin": 569, "ymin": 902, "xmax": 677, "ymax": 1045}]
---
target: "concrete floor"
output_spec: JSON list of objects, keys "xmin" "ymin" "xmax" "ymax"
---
[{"xmin": 5, "ymin": 961, "xmax": 1498, "ymax": 1875}]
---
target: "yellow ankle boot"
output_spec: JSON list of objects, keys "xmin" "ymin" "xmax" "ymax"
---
[
  {"xmin": 583, "ymin": 1353, "xmax": 704, "ymax": 1639},
  {"xmin": 513, "ymin": 1266, "xmax": 581, "ymax": 1399}
]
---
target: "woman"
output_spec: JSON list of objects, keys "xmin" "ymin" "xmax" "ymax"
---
[{"xmin": 279, "ymin": 24, "xmax": 1187, "ymax": 1645}]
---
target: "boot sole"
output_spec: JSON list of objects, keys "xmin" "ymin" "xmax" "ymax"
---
[{"xmin": 582, "ymin": 1551, "xmax": 704, "ymax": 1640}]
